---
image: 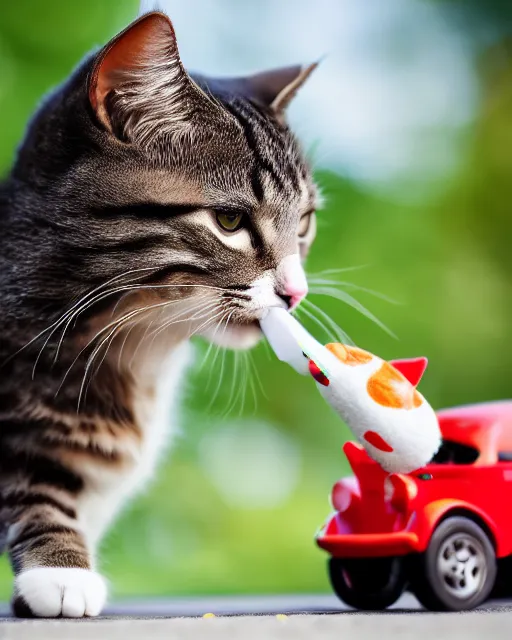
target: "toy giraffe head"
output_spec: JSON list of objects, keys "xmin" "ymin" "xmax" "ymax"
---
[{"xmin": 308, "ymin": 344, "xmax": 441, "ymax": 473}]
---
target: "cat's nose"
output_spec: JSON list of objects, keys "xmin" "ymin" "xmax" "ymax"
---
[
  {"xmin": 276, "ymin": 254, "xmax": 308, "ymax": 310},
  {"xmin": 277, "ymin": 288, "xmax": 307, "ymax": 310}
]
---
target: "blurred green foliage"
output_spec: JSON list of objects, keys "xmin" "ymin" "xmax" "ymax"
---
[{"xmin": 0, "ymin": 0, "xmax": 511, "ymax": 601}]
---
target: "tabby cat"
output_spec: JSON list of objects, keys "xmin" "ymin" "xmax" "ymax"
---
[{"xmin": 0, "ymin": 7, "xmax": 319, "ymax": 617}]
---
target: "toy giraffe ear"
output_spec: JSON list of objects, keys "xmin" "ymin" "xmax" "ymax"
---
[{"xmin": 390, "ymin": 357, "xmax": 428, "ymax": 387}]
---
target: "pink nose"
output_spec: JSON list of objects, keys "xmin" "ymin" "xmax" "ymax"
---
[
  {"xmin": 277, "ymin": 255, "xmax": 308, "ymax": 310},
  {"xmin": 277, "ymin": 290, "xmax": 307, "ymax": 310},
  {"xmin": 287, "ymin": 288, "xmax": 308, "ymax": 310}
]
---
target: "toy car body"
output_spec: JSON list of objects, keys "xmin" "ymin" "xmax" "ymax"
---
[{"xmin": 316, "ymin": 401, "xmax": 512, "ymax": 611}]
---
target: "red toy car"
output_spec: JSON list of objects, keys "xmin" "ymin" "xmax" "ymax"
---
[{"xmin": 316, "ymin": 401, "xmax": 512, "ymax": 611}]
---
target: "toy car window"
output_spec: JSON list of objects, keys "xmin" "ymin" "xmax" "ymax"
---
[
  {"xmin": 498, "ymin": 452, "xmax": 512, "ymax": 462},
  {"xmin": 431, "ymin": 439, "xmax": 479, "ymax": 464}
]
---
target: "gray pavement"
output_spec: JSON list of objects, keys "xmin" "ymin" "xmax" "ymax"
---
[
  {"xmin": 0, "ymin": 594, "xmax": 512, "ymax": 639},
  {"xmin": 0, "ymin": 592, "xmax": 416, "ymax": 619}
]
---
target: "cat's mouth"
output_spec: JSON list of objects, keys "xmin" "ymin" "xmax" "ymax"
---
[
  {"xmin": 198, "ymin": 290, "xmax": 290, "ymax": 350},
  {"xmin": 202, "ymin": 316, "xmax": 263, "ymax": 350}
]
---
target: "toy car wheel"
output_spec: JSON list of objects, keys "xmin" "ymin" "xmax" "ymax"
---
[
  {"xmin": 328, "ymin": 557, "xmax": 406, "ymax": 610},
  {"xmin": 409, "ymin": 516, "xmax": 497, "ymax": 611}
]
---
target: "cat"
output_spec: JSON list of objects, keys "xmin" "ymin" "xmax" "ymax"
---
[{"xmin": 0, "ymin": 7, "xmax": 319, "ymax": 617}]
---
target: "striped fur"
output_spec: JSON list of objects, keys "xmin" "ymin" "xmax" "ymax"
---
[{"xmin": 0, "ymin": 10, "xmax": 318, "ymax": 617}]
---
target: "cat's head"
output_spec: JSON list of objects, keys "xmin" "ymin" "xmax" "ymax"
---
[{"xmin": 13, "ymin": 11, "xmax": 319, "ymax": 350}]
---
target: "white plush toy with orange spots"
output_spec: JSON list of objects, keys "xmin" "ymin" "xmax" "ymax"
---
[{"xmin": 260, "ymin": 308, "xmax": 441, "ymax": 474}]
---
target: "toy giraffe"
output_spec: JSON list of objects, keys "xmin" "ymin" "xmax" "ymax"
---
[{"xmin": 261, "ymin": 308, "xmax": 441, "ymax": 474}]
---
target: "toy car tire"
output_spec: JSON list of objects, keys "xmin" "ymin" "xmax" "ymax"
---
[
  {"xmin": 409, "ymin": 516, "xmax": 497, "ymax": 611},
  {"xmin": 328, "ymin": 556, "xmax": 406, "ymax": 610}
]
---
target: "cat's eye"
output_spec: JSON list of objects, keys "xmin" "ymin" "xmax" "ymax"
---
[
  {"xmin": 216, "ymin": 211, "xmax": 244, "ymax": 232},
  {"xmin": 298, "ymin": 212, "xmax": 313, "ymax": 237}
]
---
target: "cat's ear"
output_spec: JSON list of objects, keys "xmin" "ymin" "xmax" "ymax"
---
[
  {"xmin": 88, "ymin": 12, "xmax": 216, "ymax": 143},
  {"xmin": 244, "ymin": 63, "xmax": 318, "ymax": 121}
]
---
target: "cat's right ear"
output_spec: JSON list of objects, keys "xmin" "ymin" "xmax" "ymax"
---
[{"xmin": 88, "ymin": 12, "xmax": 212, "ymax": 144}]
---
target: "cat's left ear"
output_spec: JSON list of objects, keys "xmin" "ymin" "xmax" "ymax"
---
[{"xmin": 243, "ymin": 63, "xmax": 318, "ymax": 122}]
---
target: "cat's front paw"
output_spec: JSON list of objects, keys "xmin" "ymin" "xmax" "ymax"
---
[{"xmin": 13, "ymin": 568, "xmax": 107, "ymax": 618}]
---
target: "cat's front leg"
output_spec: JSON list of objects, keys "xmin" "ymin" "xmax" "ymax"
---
[{"xmin": 7, "ymin": 495, "xmax": 107, "ymax": 618}]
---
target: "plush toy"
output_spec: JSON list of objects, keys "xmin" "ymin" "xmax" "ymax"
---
[{"xmin": 260, "ymin": 307, "xmax": 441, "ymax": 474}]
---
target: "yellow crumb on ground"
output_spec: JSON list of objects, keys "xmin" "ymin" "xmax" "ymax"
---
[{"xmin": 202, "ymin": 613, "xmax": 216, "ymax": 619}]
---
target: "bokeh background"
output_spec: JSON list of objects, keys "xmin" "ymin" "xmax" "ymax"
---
[{"xmin": 0, "ymin": 0, "xmax": 511, "ymax": 600}]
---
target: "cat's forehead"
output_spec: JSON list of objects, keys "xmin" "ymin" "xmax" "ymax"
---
[
  {"xmin": 203, "ymin": 167, "xmax": 315, "ymax": 219},
  {"xmin": 179, "ymin": 112, "xmax": 312, "ymax": 208},
  {"xmin": 107, "ymin": 107, "xmax": 316, "ymax": 217}
]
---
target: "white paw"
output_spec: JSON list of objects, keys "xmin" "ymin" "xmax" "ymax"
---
[{"xmin": 14, "ymin": 568, "xmax": 107, "ymax": 618}]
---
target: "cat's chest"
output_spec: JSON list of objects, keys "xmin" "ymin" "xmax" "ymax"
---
[
  {"xmin": 76, "ymin": 342, "xmax": 194, "ymax": 546},
  {"xmin": 130, "ymin": 345, "xmax": 192, "ymax": 484}
]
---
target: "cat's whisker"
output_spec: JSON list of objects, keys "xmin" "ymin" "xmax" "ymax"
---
[
  {"xmin": 47, "ymin": 285, "xmax": 138, "ymax": 370},
  {"xmin": 82, "ymin": 310, "xmax": 149, "ymax": 409},
  {"xmin": 200, "ymin": 311, "xmax": 230, "ymax": 372},
  {"xmin": 144, "ymin": 297, "xmax": 212, "ymax": 355},
  {"xmin": 201, "ymin": 304, "xmax": 234, "ymax": 369},
  {"xmin": 144, "ymin": 297, "xmax": 215, "ymax": 337},
  {"xmin": 296, "ymin": 301, "xmax": 349, "ymax": 345},
  {"xmin": 117, "ymin": 313, "xmax": 144, "ymax": 375},
  {"xmin": 214, "ymin": 344, "xmax": 229, "ymax": 401},
  {"xmin": 205, "ymin": 342, "xmax": 224, "ymax": 405},
  {"xmin": 300, "ymin": 298, "xmax": 354, "ymax": 344},
  {"xmin": 55, "ymin": 298, "xmax": 177, "ymax": 401},
  {"xmin": 244, "ymin": 353, "xmax": 254, "ymax": 416},
  {"xmin": 232, "ymin": 351, "xmax": 246, "ymax": 418},
  {"xmin": 90, "ymin": 295, "xmax": 187, "ymax": 396},
  {"xmin": 39, "ymin": 286, "xmax": 150, "ymax": 376},
  {"xmin": 87, "ymin": 296, "xmax": 205, "ymax": 396},
  {"xmin": 78, "ymin": 312, "xmax": 145, "ymax": 411},
  {"xmin": 294, "ymin": 304, "xmax": 330, "ymax": 340},
  {"xmin": 307, "ymin": 286, "xmax": 397, "ymax": 339},
  {"xmin": 131, "ymin": 296, "xmax": 215, "ymax": 367},
  {"xmin": 146, "ymin": 297, "xmax": 218, "ymax": 344},
  {"xmin": 308, "ymin": 280, "xmax": 400, "ymax": 305},
  {"xmin": 201, "ymin": 306, "xmax": 235, "ymax": 370},
  {"xmin": 189, "ymin": 301, "xmax": 223, "ymax": 323},
  {"xmin": 39, "ymin": 288, "xmax": 131, "ymax": 382},
  {"xmin": 13, "ymin": 267, "xmax": 158, "ymax": 371},
  {"xmin": 77, "ymin": 292, "xmax": 174, "ymax": 407},
  {"xmin": 110, "ymin": 289, "xmax": 139, "ymax": 318},
  {"xmin": 201, "ymin": 339, "xmax": 217, "ymax": 371},
  {"xmin": 53, "ymin": 281, "xmax": 226, "ymax": 363},
  {"xmin": 86, "ymin": 321, "xmax": 128, "ymax": 401},
  {"xmin": 307, "ymin": 265, "xmax": 370, "ymax": 279},
  {"xmin": 51, "ymin": 283, "xmax": 144, "ymax": 371},
  {"xmin": 248, "ymin": 349, "xmax": 267, "ymax": 400},
  {"xmin": 28, "ymin": 274, "xmax": 235, "ymax": 375},
  {"xmin": 78, "ymin": 295, "xmax": 183, "ymax": 409},
  {"xmin": 205, "ymin": 310, "xmax": 235, "ymax": 407},
  {"xmin": 188, "ymin": 306, "xmax": 231, "ymax": 341},
  {"xmin": 223, "ymin": 350, "xmax": 240, "ymax": 419},
  {"xmin": 238, "ymin": 351, "xmax": 249, "ymax": 417},
  {"xmin": 8, "ymin": 267, "xmax": 154, "ymax": 354},
  {"xmin": 261, "ymin": 335, "xmax": 272, "ymax": 360},
  {"xmin": 126, "ymin": 309, "xmax": 165, "ymax": 372},
  {"xmin": 246, "ymin": 352, "xmax": 260, "ymax": 415}
]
